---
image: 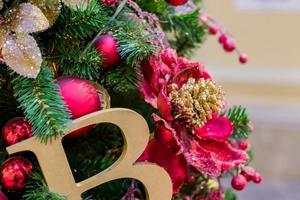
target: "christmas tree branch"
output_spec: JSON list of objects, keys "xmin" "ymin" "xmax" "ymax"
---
[{"xmin": 12, "ymin": 67, "xmax": 71, "ymax": 143}]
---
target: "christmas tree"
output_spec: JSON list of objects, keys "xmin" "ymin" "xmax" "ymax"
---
[{"xmin": 0, "ymin": 0, "xmax": 261, "ymax": 199}]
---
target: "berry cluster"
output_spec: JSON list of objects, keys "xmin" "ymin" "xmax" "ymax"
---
[
  {"xmin": 231, "ymin": 166, "xmax": 262, "ymax": 191},
  {"xmin": 199, "ymin": 11, "xmax": 248, "ymax": 64}
]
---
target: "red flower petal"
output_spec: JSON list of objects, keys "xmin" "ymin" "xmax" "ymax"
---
[
  {"xmin": 141, "ymin": 57, "xmax": 161, "ymax": 94},
  {"xmin": 157, "ymin": 87, "xmax": 173, "ymax": 122},
  {"xmin": 195, "ymin": 115, "xmax": 233, "ymax": 142},
  {"xmin": 138, "ymin": 139, "xmax": 188, "ymax": 194},
  {"xmin": 138, "ymin": 80, "xmax": 158, "ymax": 108},
  {"xmin": 152, "ymin": 114, "xmax": 181, "ymax": 152}
]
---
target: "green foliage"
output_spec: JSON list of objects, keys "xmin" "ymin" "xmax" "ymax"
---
[
  {"xmin": 49, "ymin": 0, "xmax": 108, "ymax": 40},
  {"xmin": 224, "ymin": 106, "xmax": 250, "ymax": 140},
  {"xmin": 166, "ymin": 10, "xmax": 207, "ymax": 56},
  {"xmin": 224, "ymin": 189, "xmax": 238, "ymax": 200},
  {"xmin": 114, "ymin": 19, "xmax": 158, "ymax": 66},
  {"xmin": 22, "ymin": 172, "xmax": 66, "ymax": 200},
  {"xmin": 12, "ymin": 67, "xmax": 71, "ymax": 142},
  {"xmin": 57, "ymin": 44, "xmax": 102, "ymax": 81}
]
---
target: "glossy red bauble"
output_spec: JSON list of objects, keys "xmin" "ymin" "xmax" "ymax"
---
[
  {"xmin": 165, "ymin": 0, "xmax": 188, "ymax": 6},
  {"xmin": 223, "ymin": 38, "xmax": 236, "ymax": 52},
  {"xmin": 2, "ymin": 118, "xmax": 33, "ymax": 146},
  {"xmin": 252, "ymin": 172, "xmax": 262, "ymax": 184},
  {"xmin": 94, "ymin": 34, "xmax": 121, "ymax": 69},
  {"xmin": 0, "ymin": 157, "xmax": 33, "ymax": 190},
  {"xmin": 231, "ymin": 174, "xmax": 247, "ymax": 191},
  {"xmin": 101, "ymin": 0, "xmax": 118, "ymax": 6},
  {"xmin": 239, "ymin": 54, "xmax": 248, "ymax": 64},
  {"xmin": 209, "ymin": 24, "xmax": 219, "ymax": 35},
  {"xmin": 57, "ymin": 77, "xmax": 101, "ymax": 138}
]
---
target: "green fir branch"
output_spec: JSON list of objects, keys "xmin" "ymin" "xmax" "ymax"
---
[
  {"xmin": 50, "ymin": 0, "xmax": 108, "ymax": 40},
  {"xmin": 22, "ymin": 172, "xmax": 66, "ymax": 200},
  {"xmin": 58, "ymin": 44, "xmax": 102, "ymax": 81},
  {"xmin": 224, "ymin": 106, "xmax": 250, "ymax": 140},
  {"xmin": 114, "ymin": 20, "xmax": 158, "ymax": 66},
  {"xmin": 12, "ymin": 66, "xmax": 71, "ymax": 143}
]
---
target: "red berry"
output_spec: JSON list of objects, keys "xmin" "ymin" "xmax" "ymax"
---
[
  {"xmin": 165, "ymin": 0, "xmax": 188, "ymax": 6},
  {"xmin": 239, "ymin": 54, "xmax": 248, "ymax": 64},
  {"xmin": 238, "ymin": 140, "xmax": 249, "ymax": 150},
  {"xmin": 223, "ymin": 38, "xmax": 236, "ymax": 52},
  {"xmin": 241, "ymin": 166, "xmax": 256, "ymax": 181},
  {"xmin": 231, "ymin": 174, "xmax": 247, "ymax": 191},
  {"xmin": 209, "ymin": 24, "xmax": 219, "ymax": 35},
  {"xmin": 219, "ymin": 34, "xmax": 227, "ymax": 44},
  {"xmin": 101, "ymin": 0, "xmax": 118, "ymax": 6},
  {"xmin": 252, "ymin": 172, "xmax": 262, "ymax": 184}
]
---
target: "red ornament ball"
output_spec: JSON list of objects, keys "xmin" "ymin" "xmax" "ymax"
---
[
  {"xmin": 238, "ymin": 140, "xmax": 249, "ymax": 150},
  {"xmin": 252, "ymin": 172, "xmax": 262, "ymax": 184},
  {"xmin": 208, "ymin": 24, "xmax": 219, "ymax": 35},
  {"xmin": 223, "ymin": 38, "xmax": 236, "ymax": 52},
  {"xmin": 0, "ymin": 157, "xmax": 33, "ymax": 190},
  {"xmin": 165, "ymin": 0, "xmax": 188, "ymax": 6},
  {"xmin": 102, "ymin": 0, "xmax": 118, "ymax": 6},
  {"xmin": 57, "ymin": 77, "xmax": 101, "ymax": 138},
  {"xmin": 239, "ymin": 54, "xmax": 248, "ymax": 64},
  {"xmin": 231, "ymin": 174, "xmax": 247, "ymax": 191},
  {"xmin": 2, "ymin": 118, "xmax": 33, "ymax": 146},
  {"xmin": 94, "ymin": 34, "xmax": 121, "ymax": 69}
]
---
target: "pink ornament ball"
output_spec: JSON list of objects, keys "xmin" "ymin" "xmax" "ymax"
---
[
  {"xmin": 94, "ymin": 34, "xmax": 121, "ymax": 69},
  {"xmin": 57, "ymin": 77, "xmax": 101, "ymax": 138}
]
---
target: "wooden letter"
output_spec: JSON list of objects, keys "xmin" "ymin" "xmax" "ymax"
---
[{"xmin": 6, "ymin": 108, "xmax": 173, "ymax": 200}]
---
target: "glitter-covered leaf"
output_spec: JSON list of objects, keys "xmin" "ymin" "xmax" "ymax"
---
[
  {"xmin": 28, "ymin": 0, "xmax": 61, "ymax": 26},
  {"xmin": 62, "ymin": 0, "xmax": 90, "ymax": 10},
  {"xmin": 7, "ymin": 3, "xmax": 49, "ymax": 33},
  {"xmin": 2, "ymin": 34, "xmax": 42, "ymax": 78},
  {"xmin": 0, "ymin": 28, "xmax": 9, "ymax": 49}
]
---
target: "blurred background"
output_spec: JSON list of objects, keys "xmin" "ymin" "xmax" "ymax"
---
[{"xmin": 192, "ymin": 0, "xmax": 300, "ymax": 199}]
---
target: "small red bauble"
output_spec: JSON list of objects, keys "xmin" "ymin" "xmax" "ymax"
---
[
  {"xmin": 238, "ymin": 140, "xmax": 249, "ymax": 150},
  {"xmin": 2, "ymin": 118, "xmax": 33, "ymax": 146},
  {"xmin": 209, "ymin": 24, "xmax": 219, "ymax": 35},
  {"xmin": 187, "ymin": 175, "xmax": 195, "ymax": 185},
  {"xmin": 165, "ymin": 0, "xmax": 188, "ymax": 6},
  {"xmin": 231, "ymin": 174, "xmax": 247, "ymax": 191},
  {"xmin": 239, "ymin": 54, "xmax": 248, "ymax": 64},
  {"xmin": 0, "ymin": 157, "xmax": 33, "ymax": 190},
  {"xmin": 94, "ymin": 34, "xmax": 121, "ymax": 69},
  {"xmin": 161, "ymin": 48, "xmax": 178, "ymax": 66},
  {"xmin": 218, "ymin": 34, "xmax": 227, "ymax": 44},
  {"xmin": 57, "ymin": 77, "xmax": 101, "ymax": 138},
  {"xmin": 0, "ymin": 191, "xmax": 7, "ymax": 200},
  {"xmin": 252, "ymin": 172, "xmax": 262, "ymax": 184},
  {"xmin": 102, "ymin": 0, "xmax": 118, "ymax": 6},
  {"xmin": 223, "ymin": 38, "xmax": 236, "ymax": 52}
]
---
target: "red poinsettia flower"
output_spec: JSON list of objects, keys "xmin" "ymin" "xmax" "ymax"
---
[{"xmin": 139, "ymin": 48, "xmax": 248, "ymax": 193}]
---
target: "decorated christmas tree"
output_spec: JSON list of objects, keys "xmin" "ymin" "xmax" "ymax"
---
[{"xmin": 0, "ymin": 0, "xmax": 261, "ymax": 199}]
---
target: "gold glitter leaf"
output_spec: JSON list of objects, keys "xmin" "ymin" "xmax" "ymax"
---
[
  {"xmin": 62, "ymin": 0, "xmax": 90, "ymax": 10},
  {"xmin": 28, "ymin": 0, "xmax": 61, "ymax": 26},
  {"xmin": 0, "ymin": 28, "xmax": 9, "ymax": 49},
  {"xmin": 2, "ymin": 34, "xmax": 42, "ymax": 78},
  {"xmin": 7, "ymin": 3, "xmax": 49, "ymax": 33}
]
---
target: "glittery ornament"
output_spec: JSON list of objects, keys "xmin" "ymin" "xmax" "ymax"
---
[
  {"xmin": 94, "ymin": 34, "xmax": 121, "ymax": 69},
  {"xmin": 7, "ymin": 3, "xmax": 49, "ymax": 33},
  {"xmin": 2, "ymin": 34, "xmax": 42, "ymax": 78},
  {"xmin": 28, "ymin": 0, "xmax": 61, "ymax": 26},
  {"xmin": 102, "ymin": 0, "xmax": 118, "ymax": 6},
  {"xmin": 169, "ymin": 77, "xmax": 225, "ymax": 129},
  {"xmin": 57, "ymin": 77, "xmax": 105, "ymax": 138},
  {"xmin": 2, "ymin": 118, "xmax": 33, "ymax": 146},
  {"xmin": 0, "ymin": 157, "xmax": 33, "ymax": 190},
  {"xmin": 165, "ymin": 0, "xmax": 188, "ymax": 6}
]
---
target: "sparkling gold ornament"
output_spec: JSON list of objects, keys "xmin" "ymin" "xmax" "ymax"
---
[
  {"xmin": 169, "ymin": 77, "xmax": 225, "ymax": 129},
  {"xmin": 6, "ymin": 109, "xmax": 173, "ymax": 200}
]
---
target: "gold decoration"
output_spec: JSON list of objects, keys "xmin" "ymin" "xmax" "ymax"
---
[
  {"xmin": 28, "ymin": 0, "xmax": 61, "ymax": 26},
  {"xmin": 6, "ymin": 109, "xmax": 173, "ymax": 200},
  {"xmin": 6, "ymin": 3, "xmax": 49, "ymax": 33},
  {"xmin": 89, "ymin": 81, "xmax": 111, "ymax": 110},
  {"xmin": 0, "ymin": 28, "xmax": 9, "ymax": 49},
  {"xmin": 62, "ymin": 0, "xmax": 90, "ymax": 10},
  {"xmin": 2, "ymin": 34, "xmax": 42, "ymax": 78},
  {"xmin": 169, "ymin": 77, "xmax": 225, "ymax": 128}
]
